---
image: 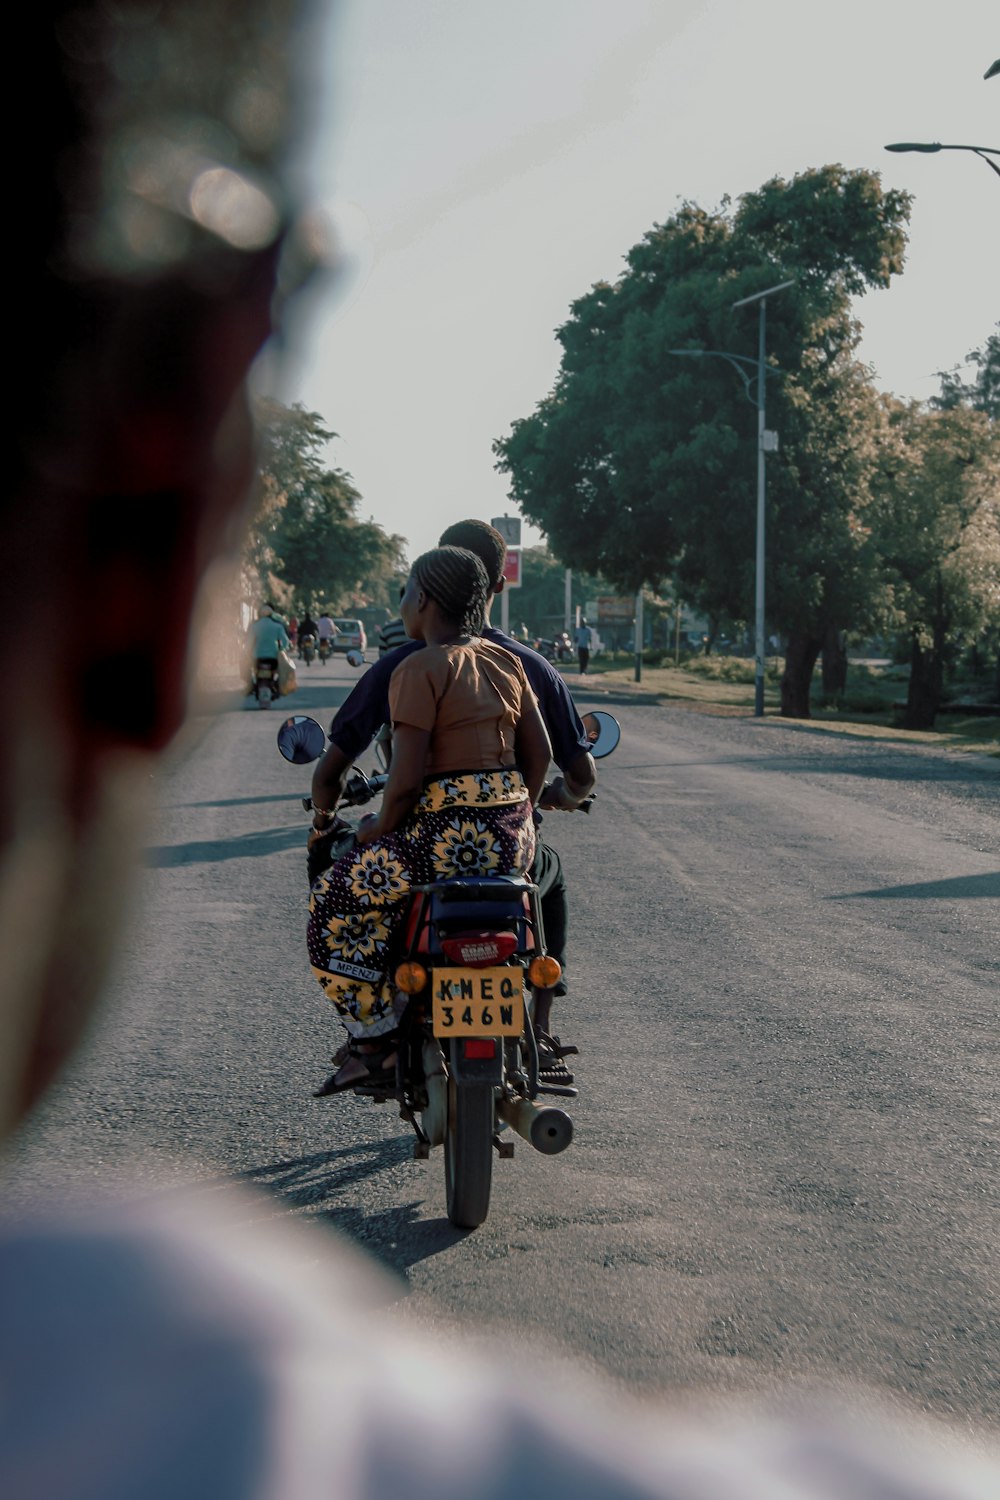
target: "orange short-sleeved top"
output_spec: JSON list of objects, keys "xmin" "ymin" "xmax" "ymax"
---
[{"xmin": 388, "ymin": 640, "xmax": 536, "ymax": 777}]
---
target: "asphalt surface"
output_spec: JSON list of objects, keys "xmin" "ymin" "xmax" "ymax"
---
[{"xmin": 4, "ymin": 655, "xmax": 999, "ymax": 1429}]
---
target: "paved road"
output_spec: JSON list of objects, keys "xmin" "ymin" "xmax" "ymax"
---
[{"xmin": 5, "ymin": 658, "xmax": 998, "ymax": 1428}]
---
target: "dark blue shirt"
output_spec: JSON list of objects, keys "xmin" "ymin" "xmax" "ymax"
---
[{"xmin": 327, "ymin": 626, "xmax": 590, "ymax": 771}]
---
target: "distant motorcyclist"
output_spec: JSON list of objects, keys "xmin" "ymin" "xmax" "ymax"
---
[
  {"xmin": 299, "ymin": 611, "xmax": 318, "ymax": 662},
  {"xmin": 246, "ymin": 604, "xmax": 290, "ymax": 693}
]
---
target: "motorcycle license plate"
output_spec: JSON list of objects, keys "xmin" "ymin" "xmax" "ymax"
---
[{"xmin": 431, "ymin": 968, "xmax": 524, "ymax": 1037}]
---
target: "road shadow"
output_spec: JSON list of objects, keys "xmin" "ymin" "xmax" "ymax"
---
[
  {"xmin": 234, "ymin": 683, "xmax": 356, "ymax": 717},
  {"xmin": 145, "ymin": 825, "xmax": 305, "ymax": 866},
  {"xmin": 173, "ymin": 793, "xmax": 305, "ymax": 810},
  {"xmin": 239, "ymin": 1140, "xmax": 467, "ymax": 1273},
  {"xmin": 574, "ymin": 689, "xmax": 667, "ymax": 708},
  {"xmin": 831, "ymin": 871, "xmax": 1000, "ymax": 901},
  {"xmin": 319, "ymin": 1200, "xmax": 467, "ymax": 1274},
  {"xmin": 240, "ymin": 1137, "xmax": 410, "ymax": 1204}
]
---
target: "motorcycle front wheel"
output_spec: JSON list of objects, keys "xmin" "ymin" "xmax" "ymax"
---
[{"xmin": 444, "ymin": 1080, "xmax": 493, "ymax": 1229}]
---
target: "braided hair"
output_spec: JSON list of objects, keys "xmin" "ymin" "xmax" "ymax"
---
[{"xmin": 410, "ymin": 546, "xmax": 489, "ymax": 634}]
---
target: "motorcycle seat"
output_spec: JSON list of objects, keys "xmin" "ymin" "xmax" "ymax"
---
[
  {"xmin": 400, "ymin": 878, "xmax": 535, "ymax": 955},
  {"xmin": 432, "ymin": 875, "xmax": 532, "ymax": 903}
]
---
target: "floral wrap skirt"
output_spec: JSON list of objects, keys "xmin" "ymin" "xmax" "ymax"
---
[{"xmin": 307, "ymin": 770, "xmax": 536, "ymax": 1037}]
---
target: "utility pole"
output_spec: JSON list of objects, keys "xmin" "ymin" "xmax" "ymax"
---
[{"xmin": 728, "ymin": 278, "xmax": 793, "ymax": 715}]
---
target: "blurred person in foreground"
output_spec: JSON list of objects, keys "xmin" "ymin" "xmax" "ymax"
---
[{"xmin": 1, "ymin": 4, "xmax": 997, "ymax": 1498}]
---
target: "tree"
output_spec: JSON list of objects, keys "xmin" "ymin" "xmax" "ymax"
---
[
  {"xmin": 495, "ymin": 166, "xmax": 911, "ymax": 716},
  {"xmin": 873, "ymin": 401, "xmax": 1000, "ymax": 729},
  {"xmin": 247, "ymin": 400, "xmax": 407, "ymax": 612},
  {"xmin": 934, "ymin": 327, "xmax": 1000, "ymax": 421},
  {"xmin": 512, "ymin": 546, "xmax": 614, "ymax": 638}
]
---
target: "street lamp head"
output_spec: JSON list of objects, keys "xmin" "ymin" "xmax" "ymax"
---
[
  {"xmin": 884, "ymin": 141, "xmax": 942, "ymax": 154},
  {"xmin": 731, "ymin": 278, "xmax": 795, "ymax": 310}
]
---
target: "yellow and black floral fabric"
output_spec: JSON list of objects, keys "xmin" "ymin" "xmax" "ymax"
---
[{"xmin": 307, "ymin": 770, "xmax": 535, "ymax": 1037}]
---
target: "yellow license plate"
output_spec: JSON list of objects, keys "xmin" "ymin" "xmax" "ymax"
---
[{"xmin": 431, "ymin": 967, "xmax": 524, "ymax": 1037}]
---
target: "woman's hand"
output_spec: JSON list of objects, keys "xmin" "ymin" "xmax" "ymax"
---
[{"xmin": 354, "ymin": 813, "xmax": 382, "ymax": 845}]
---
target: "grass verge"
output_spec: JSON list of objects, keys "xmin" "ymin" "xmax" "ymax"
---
[{"xmin": 568, "ymin": 656, "xmax": 1000, "ymax": 757}]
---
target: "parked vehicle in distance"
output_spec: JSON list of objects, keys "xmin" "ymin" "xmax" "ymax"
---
[{"xmin": 333, "ymin": 618, "xmax": 367, "ymax": 653}]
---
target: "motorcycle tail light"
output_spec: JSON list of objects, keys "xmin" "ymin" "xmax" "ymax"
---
[
  {"xmin": 395, "ymin": 961, "xmax": 428, "ymax": 994},
  {"xmin": 440, "ymin": 932, "xmax": 518, "ymax": 967},
  {"xmin": 527, "ymin": 955, "xmax": 562, "ymax": 988},
  {"xmin": 463, "ymin": 1039, "xmax": 497, "ymax": 1060}
]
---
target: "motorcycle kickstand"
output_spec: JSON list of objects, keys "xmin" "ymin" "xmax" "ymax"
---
[{"xmin": 400, "ymin": 1101, "xmax": 431, "ymax": 1160}]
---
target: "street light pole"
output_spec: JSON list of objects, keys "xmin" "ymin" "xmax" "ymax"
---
[
  {"xmin": 731, "ymin": 279, "xmax": 794, "ymax": 716},
  {"xmin": 669, "ymin": 279, "xmax": 792, "ymax": 716},
  {"xmin": 884, "ymin": 141, "xmax": 1000, "ymax": 182}
]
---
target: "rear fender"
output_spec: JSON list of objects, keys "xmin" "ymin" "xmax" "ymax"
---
[{"xmin": 448, "ymin": 1037, "xmax": 504, "ymax": 1087}]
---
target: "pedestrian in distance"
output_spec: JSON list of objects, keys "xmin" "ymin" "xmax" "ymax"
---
[
  {"xmin": 575, "ymin": 616, "xmax": 594, "ymax": 675},
  {"xmin": 378, "ymin": 607, "xmax": 409, "ymax": 655}
]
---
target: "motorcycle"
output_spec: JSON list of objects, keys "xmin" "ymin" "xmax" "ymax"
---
[
  {"xmin": 317, "ymin": 636, "xmax": 332, "ymax": 663},
  {"xmin": 534, "ymin": 635, "xmax": 573, "ymax": 664},
  {"xmin": 284, "ymin": 710, "xmax": 621, "ymax": 1228},
  {"xmin": 253, "ymin": 656, "xmax": 280, "ymax": 708},
  {"xmin": 300, "ymin": 632, "xmax": 316, "ymax": 665}
]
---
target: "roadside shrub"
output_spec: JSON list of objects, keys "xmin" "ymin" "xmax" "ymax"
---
[{"xmin": 683, "ymin": 655, "xmax": 757, "ymax": 684}]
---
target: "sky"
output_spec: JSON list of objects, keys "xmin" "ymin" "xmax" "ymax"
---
[{"xmin": 277, "ymin": 0, "xmax": 999, "ymax": 563}]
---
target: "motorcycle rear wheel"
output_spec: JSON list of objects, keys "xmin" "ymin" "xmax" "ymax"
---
[
  {"xmin": 257, "ymin": 683, "xmax": 273, "ymax": 708},
  {"xmin": 444, "ymin": 1080, "xmax": 493, "ymax": 1229}
]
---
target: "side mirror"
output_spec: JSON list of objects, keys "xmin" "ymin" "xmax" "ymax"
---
[
  {"xmin": 580, "ymin": 710, "xmax": 621, "ymax": 759},
  {"xmin": 276, "ymin": 715, "xmax": 326, "ymax": 765},
  {"xmin": 346, "ymin": 649, "xmax": 365, "ymax": 668}
]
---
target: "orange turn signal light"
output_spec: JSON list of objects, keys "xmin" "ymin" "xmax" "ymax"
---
[
  {"xmin": 395, "ymin": 961, "xmax": 428, "ymax": 994},
  {"xmin": 527, "ymin": 955, "xmax": 562, "ymax": 988}
]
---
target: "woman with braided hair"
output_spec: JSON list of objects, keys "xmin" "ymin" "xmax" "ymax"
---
[{"xmin": 307, "ymin": 546, "xmax": 552, "ymax": 1091}]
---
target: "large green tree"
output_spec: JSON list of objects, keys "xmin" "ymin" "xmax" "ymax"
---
[
  {"xmin": 495, "ymin": 166, "xmax": 911, "ymax": 716},
  {"xmin": 873, "ymin": 399, "xmax": 1000, "ymax": 728},
  {"xmin": 248, "ymin": 400, "xmax": 406, "ymax": 612}
]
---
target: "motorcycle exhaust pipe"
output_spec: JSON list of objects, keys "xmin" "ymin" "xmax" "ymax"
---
[{"xmin": 497, "ymin": 1097, "xmax": 573, "ymax": 1156}]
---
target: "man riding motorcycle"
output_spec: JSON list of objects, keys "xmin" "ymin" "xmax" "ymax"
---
[
  {"xmin": 246, "ymin": 604, "xmax": 290, "ymax": 697},
  {"xmin": 316, "ymin": 611, "xmax": 338, "ymax": 659},
  {"xmin": 308, "ymin": 519, "xmax": 596, "ymax": 1080}
]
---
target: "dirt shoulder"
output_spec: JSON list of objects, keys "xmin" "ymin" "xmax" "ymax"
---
[{"xmin": 565, "ymin": 662, "xmax": 1000, "ymax": 759}]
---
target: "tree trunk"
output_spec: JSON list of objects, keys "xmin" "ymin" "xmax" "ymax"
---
[
  {"xmin": 780, "ymin": 631, "xmax": 822, "ymax": 718},
  {"xmin": 821, "ymin": 624, "xmax": 848, "ymax": 698},
  {"xmin": 903, "ymin": 632, "xmax": 942, "ymax": 729}
]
